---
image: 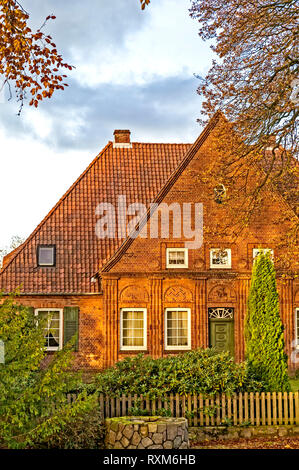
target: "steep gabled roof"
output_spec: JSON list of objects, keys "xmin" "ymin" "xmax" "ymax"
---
[
  {"xmin": 101, "ymin": 111, "xmax": 222, "ymax": 273},
  {"xmin": 0, "ymin": 141, "xmax": 191, "ymax": 293}
]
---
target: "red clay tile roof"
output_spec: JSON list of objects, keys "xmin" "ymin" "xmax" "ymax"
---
[{"xmin": 0, "ymin": 141, "xmax": 191, "ymax": 293}]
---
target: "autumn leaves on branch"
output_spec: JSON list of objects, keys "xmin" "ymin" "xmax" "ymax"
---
[
  {"xmin": 0, "ymin": 0, "xmax": 73, "ymax": 114},
  {"xmin": 190, "ymin": 0, "xmax": 298, "ymax": 159},
  {"xmin": 189, "ymin": 0, "xmax": 298, "ymax": 257},
  {"xmin": 140, "ymin": 0, "xmax": 151, "ymax": 10}
]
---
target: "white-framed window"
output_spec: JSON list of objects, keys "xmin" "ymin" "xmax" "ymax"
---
[
  {"xmin": 165, "ymin": 308, "xmax": 191, "ymax": 350},
  {"xmin": 166, "ymin": 248, "xmax": 188, "ymax": 268},
  {"xmin": 37, "ymin": 245, "xmax": 55, "ymax": 266},
  {"xmin": 296, "ymin": 308, "xmax": 299, "ymax": 350},
  {"xmin": 35, "ymin": 309, "xmax": 63, "ymax": 351},
  {"xmin": 210, "ymin": 248, "xmax": 231, "ymax": 269},
  {"xmin": 120, "ymin": 308, "xmax": 147, "ymax": 351},
  {"xmin": 214, "ymin": 184, "xmax": 226, "ymax": 204},
  {"xmin": 253, "ymin": 248, "xmax": 274, "ymax": 261}
]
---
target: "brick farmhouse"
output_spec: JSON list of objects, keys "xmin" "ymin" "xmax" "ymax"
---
[{"xmin": 0, "ymin": 113, "xmax": 298, "ymax": 372}]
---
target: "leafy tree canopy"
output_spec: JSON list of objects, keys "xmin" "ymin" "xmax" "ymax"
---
[
  {"xmin": 190, "ymin": 0, "xmax": 298, "ymax": 158},
  {"xmin": 190, "ymin": 0, "xmax": 298, "ymax": 254},
  {"xmin": 0, "ymin": 0, "xmax": 73, "ymax": 114},
  {"xmin": 0, "ymin": 294, "xmax": 96, "ymax": 448}
]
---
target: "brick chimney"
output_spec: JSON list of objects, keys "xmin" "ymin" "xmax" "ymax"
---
[{"xmin": 113, "ymin": 130, "xmax": 132, "ymax": 149}]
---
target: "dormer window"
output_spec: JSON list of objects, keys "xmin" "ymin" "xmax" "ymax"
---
[
  {"xmin": 166, "ymin": 248, "xmax": 188, "ymax": 268},
  {"xmin": 37, "ymin": 245, "xmax": 56, "ymax": 267},
  {"xmin": 210, "ymin": 248, "xmax": 231, "ymax": 269}
]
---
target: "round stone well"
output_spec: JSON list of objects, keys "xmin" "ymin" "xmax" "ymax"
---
[{"xmin": 105, "ymin": 416, "xmax": 189, "ymax": 449}]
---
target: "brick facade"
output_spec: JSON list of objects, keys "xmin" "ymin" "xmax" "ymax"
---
[{"xmin": 1, "ymin": 114, "xmax": 298, "ymax": 372}]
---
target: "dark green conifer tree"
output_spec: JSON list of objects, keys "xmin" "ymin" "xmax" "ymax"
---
[{"xmin": 245, "ymin": 251, "xmax": 290, "ymax": 391}]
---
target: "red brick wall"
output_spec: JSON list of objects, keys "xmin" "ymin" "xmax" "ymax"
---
[
  {"xmin": 102, "ymin": 127, "xmax": 299, "ymax": 371},
  {"xmin": 12, "ymin": 124, "xmax": 299, "ymax": 373},
  {"xmin": 17, "ymin": 295, "xmax": 104, "ymax": 371}
]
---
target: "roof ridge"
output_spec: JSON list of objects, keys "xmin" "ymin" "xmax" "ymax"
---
[
  {"xmin": 101, "ymin": 111, "xmax": 222, "ymax": 273},
  {"xmin": 0, "ymin": 141, "xmax": 112, "ymax": 275},
  {"xmin": 130, "ymin": 142, "xmax": 193, "ymax": 145}
]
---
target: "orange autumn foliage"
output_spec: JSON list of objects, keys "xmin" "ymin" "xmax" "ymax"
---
[
  {"xmin": 140, "ymin": 0, "xmax": 150, "ymax": 10},
  {"xmin": 0, "ymin": 0, "xmax": 73, "ymax": 114},
  {"xmin": 190, "ymin": 0, "xmax": 298, "ymax": 254},
  {"xmin": 190, "ymin": 0, "xmax": 298, "ymax": 159}
]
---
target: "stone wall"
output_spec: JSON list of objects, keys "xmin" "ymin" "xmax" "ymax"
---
[
  {"xmin": 105, "ymin": 416, "xmax": 189, "ymax": 449},
  {"xmin": 189, "ymin": 425, "xmax": 299, "ymax": 442}
]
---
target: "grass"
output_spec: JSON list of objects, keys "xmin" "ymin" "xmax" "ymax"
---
[{"xmin": 290, "ymin": 377, "xmax": 299, "ymax": 392}]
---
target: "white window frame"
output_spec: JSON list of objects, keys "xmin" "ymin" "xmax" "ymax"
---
[
  {"xmin": 35, "ymin": 308, "xmax": 63, "ymax": 351},
  {"xmin": 166, "ymin": 248, "xmax": 188, "ymax": 269},
  {"xmin": 164, "ymin": 308, "xmax": 191, "ymax": 351},
  {"xmin": 210, "ymin": 248, "xmax": 232, "ymax": 269},
  {"xmin": 120, "ymin": 308, "xmax": 147, "ymax": 351},
  {"xmin": 253, "ymin": 248, "xmax": 274, "ymax": 261},
  {"xmin": 296, "ymin": 308, "xmax": 299, "ymax": 350}
]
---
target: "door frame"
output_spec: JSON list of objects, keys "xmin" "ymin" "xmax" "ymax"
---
[{"xmin": 208, "ymin": 307, "xmax": 235, "ymax": 357}]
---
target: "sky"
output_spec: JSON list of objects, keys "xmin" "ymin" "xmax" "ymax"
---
[{"xmin": 0, "ymin": 0, "xmax": 214, "ymax": 248}]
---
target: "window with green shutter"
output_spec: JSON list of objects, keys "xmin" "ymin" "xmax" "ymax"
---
[
  {"xmin": 63, "ymin": 307, "xmax": 79, "ymax": 351},
  {"xmin": 35, "ymin": 308, "xmax": 63, "ymax": 351}
]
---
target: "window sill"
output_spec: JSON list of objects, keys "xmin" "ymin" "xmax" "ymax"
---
[
  {"xmin": 164, "ymin": 348, "xmax": 191, "ymax": 354},
  {"xmin": 210, "ymin": 266, "xmax": 231, "ymax": 270},
  {"xmin": 166, "ymin": 266, "xmax": 188, "ymax": 269},
  {"xmin": 119, "ymin": 349, "xmax": 149, "ymax": 354},
  {"xmin": 164, "ymin": 347, "xmax": 191, "ymax": 351}
]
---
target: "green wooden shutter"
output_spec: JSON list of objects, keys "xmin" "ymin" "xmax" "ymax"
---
[
  {"xmin": 63, "ymin": 307, "xmax": 79, "ymax": 351},
  {"xmin": 27, "ymin": 307, "xmax": 34, "ymax": 315}
]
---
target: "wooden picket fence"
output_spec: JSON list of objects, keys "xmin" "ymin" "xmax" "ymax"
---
[{"xmin": 67, "ymin": 391, "xmax": 299, "ymax": 427}]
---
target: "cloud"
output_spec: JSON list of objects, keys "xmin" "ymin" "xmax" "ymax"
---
[
  {"xmin": 19, "ymin": 0, "xmax": 212, "ymax": 87},
  {"xmin": 0, "ymin": 0, "xmax": 210, "ymax": 151},
  {"xmin": 0, "ymin": 0, "xmax": 212, "ymax": 246},
  {"xmin": 0, "ymin": 74, "xmax": 202, "ymax": 152},
  {"xmin": 20, "ymin": 0, "xmax": 146, "ymax": 55}
]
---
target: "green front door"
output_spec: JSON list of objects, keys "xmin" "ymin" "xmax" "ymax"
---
[{"xmin": 209, "ymin": 320, "xmax": 234, "ymax": 356}]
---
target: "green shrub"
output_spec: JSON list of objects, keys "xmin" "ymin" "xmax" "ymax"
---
[
  {"xmin": 0, "ymin": 294, "xmax": 97, "ymax": 449},
  {"xmin": 127, "ymin": 405, "xmax": 171, "ymax": 417},
  {"xmin": 34, "ymin": 406, "xmax": 105, "ymax": 449},
  {"xmin": 95, "ymin": 348, "xmax": 264, "ymax": 398}
]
